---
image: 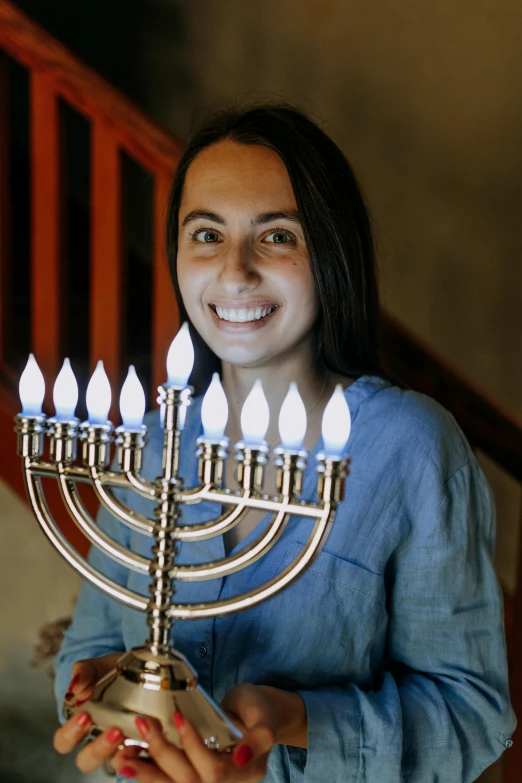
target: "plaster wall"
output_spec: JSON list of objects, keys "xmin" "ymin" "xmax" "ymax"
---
[{"xmin": 0, "ymin": 479, "xmax": 107, "ymax": 783}]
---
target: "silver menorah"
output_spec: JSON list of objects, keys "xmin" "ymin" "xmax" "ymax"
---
[{"xmin": 14, "ymin": 324, "xmax": 351, "ymax": 752}]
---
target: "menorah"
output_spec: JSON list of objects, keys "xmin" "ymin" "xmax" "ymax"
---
[{"xmin": 14, "ymin": 323, "xmax": 351, "ymax": 752}]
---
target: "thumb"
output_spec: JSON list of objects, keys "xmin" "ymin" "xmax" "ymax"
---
[{"xmin": 66, "ymin": 659, "xmax": 99, "ymax": 703}]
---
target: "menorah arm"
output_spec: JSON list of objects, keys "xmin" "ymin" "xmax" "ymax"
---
[
  {"xmin": 182, "ymin": 486, "xmax": 324, "ymax": 518},
  {"xmin": 173, "ymin": 491, "xmax": 251, "ymax": 541},
  {"xmin": 89, "ymin": 467, "xmax": 155, "ymax": 536},
  {"xmin": 56, "ymin": 465, "xmax": 152, "ymax": 575},
  {"xmin": 23, "ymin": 462, "xmax": 148, "ymax": 612},
  {"xmin": 173, "ymin": 507, "xmax": 291, "ymax": 581},
  {"xmin": 168, "ymin": 501, "xmax": 335, "ymax": 619},
  {"xmin": 123, "ymin": 470, "xmax": 157, "ymax": 499}
]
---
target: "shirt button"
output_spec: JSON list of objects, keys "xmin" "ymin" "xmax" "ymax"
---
[
  {"xmin": 505, "ymin": 739, "xmax": 513, "ymax": 749},
  {"xmin": 198, "ymin": 645, "xmax": 208, "ymax": 658}
]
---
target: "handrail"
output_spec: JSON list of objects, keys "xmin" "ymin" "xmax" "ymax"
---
[
  {"xmin": 0, "ymin": 2, "xmax": 182, "ymax": 174},
  {"xmin": 380, "ymin": 313, "xmax": 522, "ymax": 482}
]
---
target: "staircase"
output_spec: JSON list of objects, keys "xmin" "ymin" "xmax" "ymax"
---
[{"xmin": 0, "ymin": 2, "xmax": 520, "ymax": 779}]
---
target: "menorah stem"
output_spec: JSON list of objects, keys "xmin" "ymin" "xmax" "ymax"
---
[
  {"xmin": 147, "ymin": 479, "xmax": 179, "ymax": 654},
  {"xmin": 146, "ymin": 386, "xmax": 187, "ymax": 654}
]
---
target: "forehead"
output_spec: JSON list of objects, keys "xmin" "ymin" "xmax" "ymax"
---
[{"xmin": 180, "ymin": 140, "xmax": 297, "ymax": 212}]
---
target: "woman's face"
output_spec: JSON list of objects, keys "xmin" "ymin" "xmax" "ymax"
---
[{"xmin": 177, "ymin": 140, "xmax": 319, "ymax": 369}]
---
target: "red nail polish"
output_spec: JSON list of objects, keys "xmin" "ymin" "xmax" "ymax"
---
[
  {"xmin": 233, "ymin": 744, "xmax": 254, "ymax": 767},
  {"xmin": 76, "ymin": 712, "xmax": 90, "ymax": 728},
  {"xmin": 173, "ymin": 710, "xmax": 185, "ymax": 731},
  {"xmin": 68, "ymin": 674, "xmax": 80, "ymax": 692},
  {"xmin": 135, "ymin": 716, "xmax": 149, "ymax": 739},
  {"xmin": 119, "ymin": 766, "xmax": 136, "ymax": 778},
  {"xmin": 106, "ymin": 727, "xmax": 124, "ymax": 744}
]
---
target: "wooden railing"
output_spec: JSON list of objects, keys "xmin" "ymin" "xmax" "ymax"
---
[{"xmin": 0, "ymin": 2, "xmax": 520, "ymax": 779}]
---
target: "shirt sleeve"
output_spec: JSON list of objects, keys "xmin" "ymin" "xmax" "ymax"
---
[
  {"xmin": 296, "ymin": 459, "xmax": 516, "ymax": 782},
  {"xmin": 53, "ymin": 487, "xmax": 131, "ymax": 723}
]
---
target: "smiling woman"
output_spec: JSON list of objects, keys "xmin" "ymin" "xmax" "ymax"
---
[
  {"xmin": 53, "ymin": 104, "xmax": 515, "ymax": 783},
  {"xmin": 176, "ymin": 141, "xmax": 319, "ymax": 374}
]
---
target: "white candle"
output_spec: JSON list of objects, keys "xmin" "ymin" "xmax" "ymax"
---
[
  {"xmin": 166, "ymin": 323, "xmax": 194, "ymax": 388},
  {"xmin": 53, "ymin": 358, "xmax": 78, "ymax": 421},
  {"xmin": 241, "ymin": 379, "xmax": 269, "ymax": 447},
  {"xmin": 322, "ymin": 384, "xmax": 351, "ymax": 458},
  {"xmin": 278, "ymin": 382, "xmax": 307, "ymax": 451},
  {"xmin": 19, "ymin": 354, "xmax": 45, "ymax": 416},
  {"xmin": 119, "ymin": 365, "xmax": 146, "ymax": 430},
  {"xmin": 86, "ymin": 360, "xmax": 112, "ymax": 424},
  {"xmin": 201, "ymin": 373, "xmax": 228, "ymax": 442}
]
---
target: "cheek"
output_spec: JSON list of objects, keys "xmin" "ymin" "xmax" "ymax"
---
[
  {"xmin": 280, "ymin": 265, "xmax": 319, "ymax": 320},
  {"xmin": 176, "ymin": 257, "xmax": 207, "ymax": 317}
]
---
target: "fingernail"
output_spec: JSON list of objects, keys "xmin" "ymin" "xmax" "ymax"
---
[
  {"xmin": 68, "ymin": 674, "xmax": 80, "ymax": 692},
  {"xmin": 173, "ymin": 710, "xmax": 185, "ymax": 732},
  {"xmin": 135, "ymin": 716, "xmax": 149, "ymax": 739},
  {"xmin": 76, "ymin": 712, "xmax": 90, "ymax": 728},
  {"xmin": 233, "ymin": 744, "xmax": 254, "ymax": 767},
  {"xmin": 119, "ymin": 766, "xmax": 136, "ymax": 778},
  {"xmin": 106, "ymin": 727, "xmax": 124, "ymax": 744}
]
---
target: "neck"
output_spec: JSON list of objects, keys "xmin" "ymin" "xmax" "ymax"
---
[{"xmin": 221, "ymin": 352, "xmax": 329, "ymax": 444}]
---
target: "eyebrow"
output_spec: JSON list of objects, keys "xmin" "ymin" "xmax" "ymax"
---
[{"xmin": 180, "ymin": 209, "xmax": 302, "ymax": 227}]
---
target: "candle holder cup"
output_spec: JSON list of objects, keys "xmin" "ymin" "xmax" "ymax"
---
[{"xmin": 15, "ymin": 379, "xmax": 349, "ymax": 753}]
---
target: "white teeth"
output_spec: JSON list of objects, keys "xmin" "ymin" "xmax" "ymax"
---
[{"xmin": 214, "ymin": 305, "xmax": 276, "ymax": 322}]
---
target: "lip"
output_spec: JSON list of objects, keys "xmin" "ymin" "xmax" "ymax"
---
[
  {"xmin": 207, "ymin": 302, "xmax": 279, "ymax": 332},
  {"xmin": 208, "ymin": 300, "xmax": 279, "ymax": 309}
]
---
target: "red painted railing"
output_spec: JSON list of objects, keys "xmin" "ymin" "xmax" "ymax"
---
[{"xmin": 0, "ymin": 2, "xmax": 520, "ymax": 778}]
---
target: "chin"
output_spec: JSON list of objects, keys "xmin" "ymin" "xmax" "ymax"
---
[{"xmin": 211, "ymin": 344, "xmax": 272, "ymax": 368}]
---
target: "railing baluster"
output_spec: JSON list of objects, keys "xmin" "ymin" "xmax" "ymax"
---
[
  {"xmin": 31, "ymin": 71, "xmax": 63, "ymax": 397},
  {"xmin": 0, "ymin": 53, "xmax": 10, "ymax": 364},
  {"xmin": 91, "ymin": 123, "xmax": 122, "ymax": 419},
  {"xmin": 152, "ymin": 171, "xmax": 178, "ymax": 397}
]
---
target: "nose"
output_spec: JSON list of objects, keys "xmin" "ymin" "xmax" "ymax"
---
[{"xmin": 217, "ymin": 241, "xmax": 260, "ymax": 295}]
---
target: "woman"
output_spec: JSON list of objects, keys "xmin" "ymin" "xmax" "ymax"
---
[{"xmin": 53, "ymin": 105, "xmax": 515, "ymax": 782}]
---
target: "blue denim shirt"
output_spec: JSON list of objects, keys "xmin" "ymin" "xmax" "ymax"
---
[{"xmin": 55, "ymin": 376, "xmax": 516, "ymax": 782}]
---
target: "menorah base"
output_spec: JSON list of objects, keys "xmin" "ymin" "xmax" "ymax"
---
[{"xmin": 63, "ymin": 646, "xmax": 242, "ymax": 752}]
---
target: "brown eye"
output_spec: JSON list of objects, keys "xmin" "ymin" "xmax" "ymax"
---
[
  {"xmin": 265, "ymin": 230, "xmax": 295, "ymax": 244},
  {"xmin": 193, "ymin": 229, "xmax": 220, "ymax": 243}
]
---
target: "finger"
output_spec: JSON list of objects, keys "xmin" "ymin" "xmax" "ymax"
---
[
  {"xmin": 135, "ymin": 717, "xmax": 199, "ymax": 783},
  {"xmin": 66, "ymin": 660, "xmax": 98, "ymax": 702},
  {"xmin": 54, "ymin": 712, "xmax": 92, "ymax": 754},
  {"xmin": 230, "ymin": 726, "xmax": 276, "ymax": 774},
  {"xmin": 238, "ymin": 724, "xmax": 275, "ymax": 759},
  {"xmin": 75, "ymin": 726, "xmax": 125, "ymax": 774},
  {"xmin": 116, "ymin": 757, "xmax": 172, "ymax": 783},
  {"xmin": 172, "ymin": 711, "xmax": 230, "ymax": 782}
]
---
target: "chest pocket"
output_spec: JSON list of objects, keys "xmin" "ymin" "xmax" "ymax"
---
[{"xmin": 243, "ymin": 540, "xmax": 387, "ymax": 689}]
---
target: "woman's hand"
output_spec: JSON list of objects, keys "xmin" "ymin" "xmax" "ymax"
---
[
  {"xmin": 111, "ymin": 683, "xmax": 287, "ymax": 782},
  {"xmin": 53, "ymin": 652, "xmax": 126, "ymax": 773}
]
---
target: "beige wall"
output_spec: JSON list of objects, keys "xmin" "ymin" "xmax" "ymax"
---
[
  {"xmin": 141, "ymin": 0, "xmax": 522, "ymax": 413},
  {"xmin": 136, "ymin": 0, "xmax": 522, "ymax": 594},
  {"xmin": 0, "ymin": 479, "xmax": 107, "ymax": 782}
]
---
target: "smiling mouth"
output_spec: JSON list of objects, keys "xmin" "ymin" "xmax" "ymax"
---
[{"xmin": 208, "ymin": 304, "xmax": 279, "ymax": 323}]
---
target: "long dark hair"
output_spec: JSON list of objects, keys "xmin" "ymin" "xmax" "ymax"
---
[{"xmin": 166, "ymin": 103, "xmax": 382, "ymax": 392}]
